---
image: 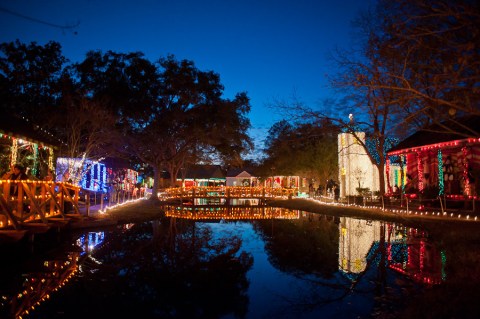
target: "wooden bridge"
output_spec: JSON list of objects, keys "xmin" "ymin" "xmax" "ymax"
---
[
  {"xmin": 0, "ymin": 179, "xmax": 81, "ymax": 231},
  {"xmin": 160, "ymin": 186, "xmax": 298, "ymax": 203},
  {"xmin": 0, "ymin": 184, "xmax": 298, "ymax": 233}
]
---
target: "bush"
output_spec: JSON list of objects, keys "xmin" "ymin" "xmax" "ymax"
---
[{"xmin": 356, "ymin": 187, "xmax": 371, "ymax": 196}]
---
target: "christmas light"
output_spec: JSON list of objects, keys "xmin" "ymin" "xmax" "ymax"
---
[
  {"xmin": 438, "ymin": 150, "xmax": 444, "ymax": 195},
  {"xmin": 417, "ymin": 151, "xmax": 424, "ymax": 192}
]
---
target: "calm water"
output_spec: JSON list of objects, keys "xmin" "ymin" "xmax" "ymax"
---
[{"xmin": 1, "ymin": 206, "xmax": 480, "ymax": 319}]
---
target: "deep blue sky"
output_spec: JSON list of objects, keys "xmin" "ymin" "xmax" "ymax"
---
[{"xmin": 0, "ymin": 0, "xmax": 374, "ymax": 155}]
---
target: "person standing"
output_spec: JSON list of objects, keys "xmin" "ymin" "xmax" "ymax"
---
[
  {"xmin": 334, "ymin": 185, "xmax": 340, "ymax": 202},
  {"xmin": 61, "ymin": 170, "xmax": 75, "ymax": 213},
  {"xmin": 44, "ymin": 169, "xmax": 55, "ymax": 182},
  {"xmin": 2, "ymin": 163, "xmax": 28, "ymax": 180},
  {"xmin": 2, "ymin": 163, "xmax": 28, "ymax": 195}
]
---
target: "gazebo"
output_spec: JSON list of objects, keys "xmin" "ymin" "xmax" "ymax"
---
[{"xmin": 0, "ymin": 111, "xmax": 60, "ymax": 178}]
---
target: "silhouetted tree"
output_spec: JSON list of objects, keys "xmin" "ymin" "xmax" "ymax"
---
[
  {"xmin": 0, "ymin": 40, "xmax": 67, "ymax": 124},
  {"xmin": 260, "ymin": 118, "xmax": 339, "ymax": 185}
]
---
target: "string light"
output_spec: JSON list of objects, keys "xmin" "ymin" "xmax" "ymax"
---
[
  {"xmin": 438, "ymin": 150, "xmax": 444, "ymax": 195},
  {"xmin": 462, "ymin": 146, "xmax": 470, "ymax": 196},
  {"xmin": 417, "ymin": 151, "xmax": 424, "ymax": 192},
  {"xmin": 11, "ymin": 137, "xmax": 18, "ymax": 166}
]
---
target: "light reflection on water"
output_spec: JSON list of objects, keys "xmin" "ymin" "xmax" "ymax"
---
[{"xmin": 0, "ymin": 206, "xmax": 479, "ymax": 319}]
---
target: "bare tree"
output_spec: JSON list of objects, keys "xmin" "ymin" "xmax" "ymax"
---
[
  {"xmin": 369, "ymin": 0, "xmax": 480, "ymax": 137},
  {"xmin": 53, "ymin": 98, "xmax": 117, "ymax": 182}
]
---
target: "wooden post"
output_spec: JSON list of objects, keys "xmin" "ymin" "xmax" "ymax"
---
[
  {"xmin": 86, "ymin": 192, "xmax": 90, "ymax": 217},
  {"xmin": 17, "ymin": 182, "xmax": 23, "ymax": 217}
]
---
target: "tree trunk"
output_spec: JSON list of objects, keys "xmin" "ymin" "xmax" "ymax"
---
[
  {"xmin": 377, "ymin": 162, "xmax": 386, "ymax": 196},
  {"xmin": 151, "ymin": 166, "xmax": 162, "ymax": 201}
]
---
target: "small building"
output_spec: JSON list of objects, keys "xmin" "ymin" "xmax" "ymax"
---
[
  {"xmin": 56, "ymin": 157, "xmax": 108, "ymax": 194},
  {"xmin": 177, "ymin": 164, "xmax": 226, "ymax": 187},
  {"xmin": 264, "ymin": 175, "xmax": 300, "ymax": 189},
  {"xmin": 386, "ymin": 116, "xmax": 480, "ymax": 200},
  {"xmin": 226, "ymin": 168, "xmax": 260, "ymax": 187}
]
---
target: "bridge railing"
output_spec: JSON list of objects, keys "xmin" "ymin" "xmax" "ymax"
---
[
  {"xmin": 160, "ymin": 186, "xmax": 298, "ymax": 201},
  {"xmin": 0, "ymin": 179, "xmax": 80, "ymax": 230}
]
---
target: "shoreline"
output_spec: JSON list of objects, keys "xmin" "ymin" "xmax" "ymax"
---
[{"xmin": 2, "ymin": 197, "xmax": 479, "ymax": 245}]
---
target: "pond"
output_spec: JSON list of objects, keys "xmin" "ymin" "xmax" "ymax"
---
[{"xmin": 1, "ymin": 206, "xmax": 479, "ymax": 319}]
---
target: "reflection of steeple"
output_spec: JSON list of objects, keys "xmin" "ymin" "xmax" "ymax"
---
[{"xmin": 338, "ymin": 217, "xmax": 381, "ymax": 276}]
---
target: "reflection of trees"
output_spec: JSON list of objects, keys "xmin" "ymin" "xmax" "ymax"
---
[
  {"xmin": 39, "ymin": 217, "xmax": 253, "ymax": 318},
  {"xmin": 255, "ymin": 212, "xmax": 339, "ymax": 277}
]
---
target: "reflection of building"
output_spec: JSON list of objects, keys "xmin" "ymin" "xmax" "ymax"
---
[
  {"xmin": 76, "ymin": 231, "xmax": 106, "ymax": 255},
  {"xmin": 339, "ymin": 217, "xmax": 381, "ymax": 274},
  {"xmin": 339, "ymin": 218, "xmax": 445, "ymax": 285},
  {"xmin": 388, "ymin": 227, "xmax": 445, "ymax": 285}
]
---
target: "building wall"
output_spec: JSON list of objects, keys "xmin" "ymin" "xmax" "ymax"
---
[{"xmin": 338, "ymin": 132, "xmax": 380, "ymax": 197}]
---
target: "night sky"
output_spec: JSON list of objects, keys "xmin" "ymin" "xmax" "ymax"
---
[{"xmin": 0, "ymin": 0, "xmax": 375, "ymax": 153}]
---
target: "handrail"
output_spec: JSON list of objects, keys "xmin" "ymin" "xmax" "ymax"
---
[
  {"xmin": 161, "ymin": 186, "xmax": 298, "ymax": 200},
  {"xmin": 0, "ymin": 179, "xmax": 80, "ymax": 230}
]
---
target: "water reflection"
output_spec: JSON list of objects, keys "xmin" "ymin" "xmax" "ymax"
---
[
  {"xmin": 0, "ymin": 207, "xmax": 479, "ymax": 318},
  {"xmin": 163, "ymin": 205, "xmax": 300, "ymax": 220},
  {"xmin": 0, "ymin": 250, "xmax": 80, "ymax": 318},
  {"xmin": 76, "ymin": 231, "xmax": 106, "ymax": 256},
  {"xmin": 339, "ymin": 217, "xmax": 445, "ymax": 285}
]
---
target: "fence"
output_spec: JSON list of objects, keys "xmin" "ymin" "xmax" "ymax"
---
[{"xmin": 0, "ymin": 179, "xmax": 80, "ymax": 230}]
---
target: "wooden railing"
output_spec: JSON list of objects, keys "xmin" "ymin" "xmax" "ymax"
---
[
  {"xmin": 0, "ymin": 179, "xmax": 80, "ymax": 230},
  {"xmin": 160, "ymin": 186, "xmax": 298, "ymax": 201}
]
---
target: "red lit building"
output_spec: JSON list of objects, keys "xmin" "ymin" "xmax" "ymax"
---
[{"xmin": 386, "ymin": 116, "xmax": 480, "ymax": 208}]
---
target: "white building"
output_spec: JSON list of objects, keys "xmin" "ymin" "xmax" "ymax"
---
[{"xmin": 338, "ymin": 132, "xmax": 380, "ymax": 197}]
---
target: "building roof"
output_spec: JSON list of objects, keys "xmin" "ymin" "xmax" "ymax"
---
[
  {"xmin": 226, "ymin": 167, "xmax": 255, "ymax": 178},
  {"xmin": 0, "ymin": 110, "xmax": 61, "ymax": 148},
  {"xmin": 183, "ymin": 164, "xmax": 225, "ymax": 179},
  {"xmin": 387, "ymin": 115, "xmax": 480, "ymax": 154}
]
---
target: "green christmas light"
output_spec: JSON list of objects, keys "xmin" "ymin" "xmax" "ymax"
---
[{"xmin": 438, "ymin": 149, "xmax": 444, "ymax": 195}]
